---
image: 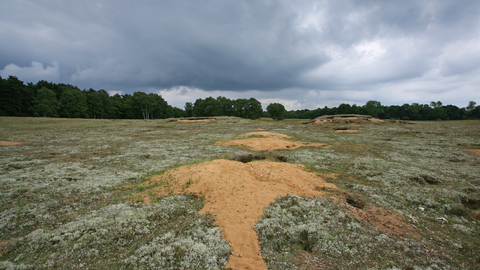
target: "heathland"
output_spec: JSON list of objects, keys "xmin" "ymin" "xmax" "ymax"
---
[{"xmin": 0, "ymin": 116, "xmax": 479, "ymax": 269}]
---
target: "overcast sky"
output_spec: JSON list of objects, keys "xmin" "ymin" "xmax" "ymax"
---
[{"xmin": 1, "ymin": 0, "xmax": 479, "ymax": 110}]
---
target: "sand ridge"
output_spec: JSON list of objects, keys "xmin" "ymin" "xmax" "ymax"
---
[
  {"xmin": 215, "ymin": 132, "xmax": 327, "ymax": 151},
  {"xmin": 134, "ymin": 159, "xmax": 338, "ymax": 270}
]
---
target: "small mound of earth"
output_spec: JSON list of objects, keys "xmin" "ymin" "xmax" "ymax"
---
[
  {"xmin": 254, "ymin": 128, "xmax": 267, "ymax": 131},
  {"xmin": 0, "ymin": 141, "xmax": 24, "ymax": 146},
  {"xmin": 133, "ymin": 159, "xmax": 338, "ymax": 270},
  {"xmin": 170, "ymin": 118, "xmax": 216, "ymax": 123},
  {"xmin": 215, "ymin": 132, "xmax": 327, "ymax": 151}
]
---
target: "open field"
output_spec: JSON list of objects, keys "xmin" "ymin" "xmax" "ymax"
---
[{"xmin": 0, "ymin": 116, "xmax": 479, "ymax": 269}]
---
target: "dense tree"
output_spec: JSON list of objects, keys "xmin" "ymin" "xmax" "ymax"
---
[
  {"xmin": 31, "ymin": 87, "xmax": 59, "ymax": 117},
  {"xmin": 267, "ymin": 103, "xmax": 286, "ymax": 121},
  {"xmin": 363, "ymin": 100, "xmax": 384, "ymax": 118},
  {"xmin": 59, "ymin": 87, "xmax": 88, "ymax": 118},
  {"xmin": 1, "ymin": 76, "xmax": 479, "ymax": 121},
  {"xmin": 0, "ymin": 75, "xmax": 34, "ymax": 116},
  {"xmin": 184, "ymin": 102, "xmax": 194, "ymax": 117},
  {"xmin": 108, "ymin": 93, "xmax": 124, "ymax": 119},
  {"xmin": 85, "ymin": 89, "xmax": 103, "ymax": 119}
]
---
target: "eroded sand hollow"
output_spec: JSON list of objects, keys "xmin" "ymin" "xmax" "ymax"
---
[{"xmin": 134, "ymin": 159, "xmax": 338, "ymax": 270}]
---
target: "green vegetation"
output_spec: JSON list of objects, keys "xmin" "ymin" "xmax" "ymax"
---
[
  {"xmin": 266, "ymin": 103, "xmax": 286, "ymax": 121},
  {"xmin": 0, "ymin": 116, "xmax": 479, "ymax": 269}
]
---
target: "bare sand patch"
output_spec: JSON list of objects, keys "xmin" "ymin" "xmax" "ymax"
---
[
  {"xmin": 0, "ymin": 240, "xmax": 8, "ymax": 256},
  {"xmin": 176, "ymin": 118, "xmax": 216, "ymax": 123},
  {"xmin": 334, "ymin": 130, "xmax": 362, "ymax": 133},
  {"xmin": 348, "ymin": 205, "xmax": 421, "ymax": 238},
  {"xmin": 369, "ymin": 118, "xmax": 384, "ymax": 123},
  {"xmin": 0, "ymin": 141, "xmax": 24, "ymax": 146},
  {"xmin": 216, "ymin": 132, "xmax": 326, "ymax": 151},
  {"xmin": 254, "ymin": 128, "xmax": 267, "ymax": 131},
  {"xmin": 467, "ymin": 149, "xmax": 480, "ymax": 156},
  {"xmin": 216, "ymin": 138, "xmax": 326, "ymax": 151},
  {"xmin": 133, "ymin": 159, "xmax": 338, "ymax": 270}
]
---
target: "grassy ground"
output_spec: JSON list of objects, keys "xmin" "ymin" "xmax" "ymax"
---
[{"xmin": 0, "ymin": 116, "xmax": 479, "ymax": 269}]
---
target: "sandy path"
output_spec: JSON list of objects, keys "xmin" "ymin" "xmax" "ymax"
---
[{"xmin": 134, "ymin": 159, "xmax": 338, "ymax": 270}]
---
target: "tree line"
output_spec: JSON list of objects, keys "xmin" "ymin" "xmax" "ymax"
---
[
  {"xmin": 0, "ymin": 75, "xmax": 183, "ymax": 119},
  {"xmin": 285, "ymin": 100, "xmax": 480, "ymax": 121},
  {"xmin": 1, "ymin": 75, "xmax": 479, "ymax": 120}
]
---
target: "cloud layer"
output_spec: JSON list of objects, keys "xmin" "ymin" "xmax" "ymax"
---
[{"xmin": 1, "ymin": 0, "xmax": 479, "ymax": 109}]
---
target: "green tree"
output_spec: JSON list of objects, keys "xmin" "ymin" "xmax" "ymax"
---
[
  {"xmin": 363, "ymin": 100, "xmax": 384, "ymax": 118},
  {"xmin": 0, "ymin": 75, "xmax": 33, "ymax": 116},
  {"xmin": 85, "ymin": 89, "xmax": 103, "ymax": 119},
  {"xmin": 31, "ymin": 87, "xmax": 59, "ymax": 117},
  {"xmin": 184, "ymin": 102, "xmax": 194, "ymax": 117},
  {"xmin": 109, "ymin": 93, "xmax": 124, "ymax": 119},
  {"xmin": 59, "ymin": 87, "xmax": 88, "ymax": 118},
  {"xmin": 267, "ymin": 103, "xmax": 286, "ymax": 121}
]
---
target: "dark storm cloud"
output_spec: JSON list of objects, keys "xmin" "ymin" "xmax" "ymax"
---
[{"xmin": 1, "ymin": 0, "xmax": 479, "ymax": 108}]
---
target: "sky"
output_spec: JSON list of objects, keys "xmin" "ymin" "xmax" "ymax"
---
[{"xmin": 1, "ymin": 0, "xmax": 479, "ymax": 110}]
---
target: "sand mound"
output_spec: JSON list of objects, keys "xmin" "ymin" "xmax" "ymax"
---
[
  {"xmin": 215, "ymin": 132, "xmax": 326, "ymax": 151},
  {"xmin": 133, "ymin": 159, "xmax": 338, "ymax": 270},
  {"xmin": 254, "ymin": 128, "xmax": 267, "ymax": 131},
  {"xmin": 0, "ymin": 141, "xmax": 24, "ymax": 146}
]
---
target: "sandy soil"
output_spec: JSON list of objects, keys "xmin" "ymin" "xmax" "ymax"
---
[
  {"xmin": 134, "ymin": 159, "xmax": 338, "ymax": 270},
  {"xmin": 0, "ymin": 240, "xmax": 8, "ymax": 256},
  {"xmin": 0, "ymin": 141, "xmax": 24, "ymax": 146},
  {"xmin": 348, "ymin": 205, "xmax": 421, "ymax": 238},
  {"xmin": 468, "ymin": 149, "xmax": 480, "ymax": 156},
  {"xmin": 254, "ymin": 128, "xmax": 267, "ymax": 131},
  {"xmin": 369, "ymin": 118, "xmax": 384, "ymax": 123},
  {"xmin": 215, "ymin": 132, "xmax": 327, "ymax": 151},
  {"xmin": 334, "ymin": 130, "xmax": 362, "ymax": 133}
]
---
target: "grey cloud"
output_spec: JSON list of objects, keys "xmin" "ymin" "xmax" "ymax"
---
[{"xmin": 1, "ymin": 0, "xmax": 479, "ymax": 108}]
